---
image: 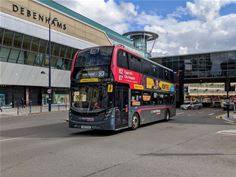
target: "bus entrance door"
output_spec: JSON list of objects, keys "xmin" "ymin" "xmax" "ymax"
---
[{"xmin": 115, "ymin": 85, "xmax": 129, "ymax": 129}]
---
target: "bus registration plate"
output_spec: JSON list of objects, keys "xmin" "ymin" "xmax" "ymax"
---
[{"xmin": 81, "ymin": 125, "xmax": 92, "ymax": 129}]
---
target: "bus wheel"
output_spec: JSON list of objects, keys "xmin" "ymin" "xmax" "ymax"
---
[
  {"xmin": 165, "ymin": 110, "xmax": 170, "ymax": 121},
  {"xmin": 131, "ymin": 113, "xmax": 139, "ymax": 130}
]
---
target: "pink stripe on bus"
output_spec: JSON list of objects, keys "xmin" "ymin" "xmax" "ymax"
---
[{"xmin": 137, "ymin": 106, "xmax": 175, "ymax": 114}]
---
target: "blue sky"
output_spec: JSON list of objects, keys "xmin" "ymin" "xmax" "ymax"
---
[
  {"xmin": 118, "ymin": 0, "xmax": 188, "ymax": 16},
  {"xmin": 55, "ymin": 0, "xmax": 236, "ymax": 56}
]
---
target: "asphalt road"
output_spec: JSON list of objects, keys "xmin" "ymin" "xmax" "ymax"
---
[{"xmin": 0, "ymin": 108, "xmax": 236, "ymax": 177}]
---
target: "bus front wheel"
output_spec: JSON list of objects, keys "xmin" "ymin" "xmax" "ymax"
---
[{"xmin": 131, "ymin": 113, "xmax": 140, "ymax": 130}]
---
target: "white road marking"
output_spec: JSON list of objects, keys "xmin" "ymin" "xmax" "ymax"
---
[
  {"xmin": 177, "ymin": 112, "xmax": 184, "ymax": 115},
  {"xmin": 217, "ymin": 129, "xmax": 236, "ymax": 136},
  {"xmin": 208, "ymin": 113, "xmax": 215, "ymax": 116},
  {"xmin": 0, "ymin": 137, "xmax": 22, "ymax": 142}
]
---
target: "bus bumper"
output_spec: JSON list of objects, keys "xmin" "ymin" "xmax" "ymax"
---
[{"xmin": 68, "ymin": 114, "xmax": 115, "ymax": 130}]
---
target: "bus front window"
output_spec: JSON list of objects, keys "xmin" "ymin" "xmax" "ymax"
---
[
  {"xmin": 71, "ymin": 85, "xmax": 108, "ymax": 112},
  {"xmin": 76, "ymin": 47, "xmax": 113, "ymax": 67}
]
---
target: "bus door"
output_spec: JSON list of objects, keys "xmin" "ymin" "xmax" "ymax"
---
[{"xmin": 115, "ymin": 85, "xmax": 129, "ymax": 129}]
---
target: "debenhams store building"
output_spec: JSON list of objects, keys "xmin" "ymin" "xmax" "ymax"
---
[{"xmin": 0, "ymin": 0, "xmax": 137, "ymax": 106}]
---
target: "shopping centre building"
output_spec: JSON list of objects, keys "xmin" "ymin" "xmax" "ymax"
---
[
  {"xmin": 152, "ymin": 50, "xmax": 236, "ymax": 106},
  {"xmin": 0, "ymin": 0, "xmax": 143, "ymax": 106}
]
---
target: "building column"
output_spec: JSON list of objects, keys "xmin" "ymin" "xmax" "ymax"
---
[{"xmin": 26, "ymin": 88, "xmax": 29, "ymax": 106}]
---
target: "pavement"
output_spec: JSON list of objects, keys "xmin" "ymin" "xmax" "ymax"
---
[
  {"xmin": 216, "ymin": 111, "xmax": 236, "ymax": 123},
  {"xmin": 0, "ymin": 104, "xmax": 69, "ymax": 117}
]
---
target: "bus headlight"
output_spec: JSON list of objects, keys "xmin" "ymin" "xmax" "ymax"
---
[{"xmin": 105, "ymin": 109, "xmax": 113, "ymax": 120}]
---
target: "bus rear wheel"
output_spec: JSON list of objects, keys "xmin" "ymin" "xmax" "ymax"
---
[
  {"xmin": 165, "ymin": 110, "xmax": 170, "ymax": 121},
  {"xmin": 131, "ymin": 113, "xmax": 140, "ymax": 130}
]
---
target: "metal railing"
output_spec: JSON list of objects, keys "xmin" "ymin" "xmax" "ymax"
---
[{"xmin": 0, "ymin": 104, "xmax": 69, "ymax": 116}]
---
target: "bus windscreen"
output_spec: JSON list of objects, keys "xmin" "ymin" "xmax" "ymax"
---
[
  {"xmin": 71, "ymin": 85, "xmax": 109, "ymax": 113},
  {"xmin": 75, "ymin": 46, "xmax": 114, "ymax": 67}
]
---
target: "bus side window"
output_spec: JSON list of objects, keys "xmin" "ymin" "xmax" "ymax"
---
[
  {"xmin": 128, "ymin": 55, "xmax": 141, "ymax": 73},
  {"xmin": 131, "ymin": 90, "xmax": 141, "ymax": 106},
  {"xmin": 159, "ymin": 93, "xmax": 164, "ymax": 105},
  {"xmin": 170, "ymin": 94, "xmax": 175, "ymax": 105},
  {"xmin": 163, "ymin": 93, "xmax": 172, "ymax": 105},
  {"xmin": 117, "ymin": 50, "xmax": 128, "ymax": 69},
  {"xmin": 142, "ymin": 92, "xmax": 152, "ymax": 105},
  {"xmin": 153, "ymin": 92, "xmax": 159, "ymax": 105}
]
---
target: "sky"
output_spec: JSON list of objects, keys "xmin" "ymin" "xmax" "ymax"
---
[{"xmin": 54, "ymin": 0, "xmax": 236, "ymax": 57}]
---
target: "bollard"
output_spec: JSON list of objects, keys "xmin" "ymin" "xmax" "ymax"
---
[
  {"xmin": 29, "ymin": 104, "xmax": 32, "ymax": 113},
  {"xmin": 40, "ymin": 105, "xmax": 42, "ymax": 112},
  {"xmin": 29, "ymin": 101, "xmax": 32, "ymax": 114},
  {"xmin": 17, "ymin": 106, "xmax": 19, "ymax": 115}
]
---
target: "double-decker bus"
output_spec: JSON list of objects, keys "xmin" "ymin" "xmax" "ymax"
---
[{"xmin": 69, "ymin": 45, "xmax": 176, "ymax": 131}]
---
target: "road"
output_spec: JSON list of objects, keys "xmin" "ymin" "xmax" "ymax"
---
[{"xmin": 0, "ymin": 108, "xmax": 236, "ymax": 177}]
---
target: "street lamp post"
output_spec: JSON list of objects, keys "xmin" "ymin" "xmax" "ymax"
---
[
  {"xmin": 48, "ymin": 13, "xmax": 58, "ymax": 112},
  {"xmin": 226, "ymin": 71, "xmax": 230, "ymax": 118}
]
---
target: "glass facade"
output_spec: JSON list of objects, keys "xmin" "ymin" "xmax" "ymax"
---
[
  {"xmin": 0, "ymin": 28, "xmax": 78, "ymax": 70},
  {"xmin": 153, "ymin": 51, "xmax": 236, "ymax": 79},
  {"xmin": 152, "ymin": 51, "xmax": 236, "ymax": 105}
]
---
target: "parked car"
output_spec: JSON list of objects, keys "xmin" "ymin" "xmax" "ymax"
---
[
  {"xmin": 221, "ymin": 100, "xmax": 235, "ymax": 110},
  {"xmin": 180, "ymin": 101, "xmax": 203, "ymax": 110}
]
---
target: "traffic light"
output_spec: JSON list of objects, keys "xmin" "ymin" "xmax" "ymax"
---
[{"xmin": 225, "ymin": 81, "xmax": 230, "ymax": 91}]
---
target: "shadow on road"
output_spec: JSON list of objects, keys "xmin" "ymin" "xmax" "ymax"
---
[{"xmin": 0, "ymin": 122, "xmax": 124, "ymax": 139}]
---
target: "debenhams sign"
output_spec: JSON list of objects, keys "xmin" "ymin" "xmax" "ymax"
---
[{"xmin": 12, "ymin": 4, "xmax": 67, "ymax": 30}]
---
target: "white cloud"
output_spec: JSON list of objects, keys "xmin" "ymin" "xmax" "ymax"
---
[
  {"xmin": 55, "ymin": 0, "xmax": 236, "ymax": 56},
  {"xmin": 178, "ymin": 46, "xmax": 188, "ymax": 54},
  {"xmin": 54, "ymin": 0, "xmax": 138, "ymax": 34},
  {"xmin": 186, "ymin": 0, "xmax": 236, "ymax": 21}
]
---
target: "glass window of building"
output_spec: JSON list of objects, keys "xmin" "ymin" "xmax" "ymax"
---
[
  {"xmin": 60, "ymin": 45, "xmax": 66, "ymax": 57},
  {"xmin": 34, "ymin": 53, "xmax": 45, "ymax": 66},
  {"xmin": 65, "ymin": 59, "xmax": 72, "ymax": 70},
  {"xmin": 65, "ymin": 47, "xmax": 72, "ymax": 59},
  {"xmin": 46, "ymin": 42, "xmax": 54, "ymax": 54},
  {"xmin": 0, "ymin": 28, "xmax": 4, "ymax": 44},
  {"xmin": 39, "ymin": 40, "xmax": 47, "ymax": 53},
  {"xmin": 25, "ymin": 52, "xmax": 36, "ymax": 65},
  {"xmin": 13, "ymin": 32, "xmax": 23, "ymax": 48},
  {"xmin": 51, "ymin": 56, "xmax": 58, "ymax": 68},
  {"xmin": 56, "ymin": 58, "xmax": 66, "ymax": 70},
  {"xmin": 8, "ymin": 49, "xmax": 20, "ymax": 63},
  {"xmin": 0, "ymin": 47, "xmax": 10, "ymax": 62},
  {"xmin": 67, "ymin": 60, "xmax": 72, "ymax": 70},
  {"xmin": 31, "ymin": 37, "xmax": 40, "ymax": 52},
  {"xmin": 71, "ymin": 48, "xmax": 76, "ymax": 59},
  {"xmin": 3, "ymin": 30, "xmax": 14, "ymax": 46},
  {"xmin": 56, "ymin": 58, "xmax": 71, "ymax": 70},
  {"xmin": 22, "ymin": 35, "xmax": 32, "ymax": 50},
  {"xmin": 42, "ymin": 55, "xmax": 49, "ymax": 67},
  {"xmin": 53, "ymin": 43, "xmax": 60, "ymax": 56},
  {"xmin": 18, "ymin": 51, "xmax": 26, "ymax": 64}
]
